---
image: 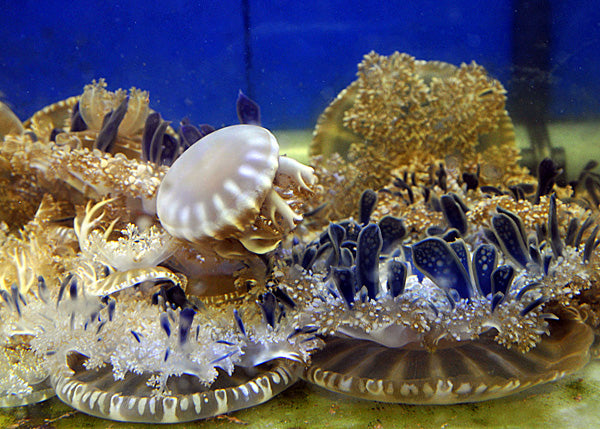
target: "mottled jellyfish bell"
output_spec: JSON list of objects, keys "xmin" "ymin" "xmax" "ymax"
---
[
  {"xmin": 157, "ymin": 124, "xmax": 315, "ymax": 254},
  {"xmin": 47, "ymin": 290, "xmax": 303, "ymax": 423},
  {"xmin": 305, "ymin": 316, "xmax": 593, "ymax": 404},
  {"xmin": 293, "ymin": 188, "xmax": 600, "ymax": 405},
  {"xmin": 301, "ymin": 227, "xmax": 596, "ymax": 404},
  {"xmin": 52, "ymin": 353, "xmax": 300, "ymax": 423}
]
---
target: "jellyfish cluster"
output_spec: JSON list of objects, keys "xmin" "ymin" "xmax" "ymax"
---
[{"xmin": 0, "ymin": 52, "xmax": 600, "ymax": 423}]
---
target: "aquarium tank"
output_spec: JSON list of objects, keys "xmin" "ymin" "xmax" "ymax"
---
[{"xmin": 1, "ymin": 1, "xmax": 600, "ymax": 428}]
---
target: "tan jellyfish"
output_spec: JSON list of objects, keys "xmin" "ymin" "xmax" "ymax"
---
[
  {"xmin": 307, "ymin": 51, "xmax": 529, "ymax": 221},
  {"xmin": 157, "ymin": 124, "xmax": 316, "ymax": 254}
]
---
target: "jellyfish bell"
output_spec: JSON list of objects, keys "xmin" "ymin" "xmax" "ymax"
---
[
  {"xmin": 156, "ymin": 124, "xmax": 316, "ymax": 255},
  {"xmin": 45, "ymin": 286, "xmax": 316, "ymax": 423},
  {"xmin": 284, "ymin": 189, "xmax": 600, "ymax": 404}
]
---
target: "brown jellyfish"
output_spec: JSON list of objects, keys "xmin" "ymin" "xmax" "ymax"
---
[{"xmin": 308, "ymin": 51, "xmax": 528, "ymax": 221}]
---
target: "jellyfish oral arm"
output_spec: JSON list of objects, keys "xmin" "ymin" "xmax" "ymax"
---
[
  {"xmin": 263, "ymin": 189, "xmax": 303, "ymax": 231},
  {"xmin": 276, "ymin": 155, "xmax": 317, "ymax": 191}
]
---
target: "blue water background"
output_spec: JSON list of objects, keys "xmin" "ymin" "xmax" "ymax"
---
[{"xmin": 0, "ymin": 0, "xmax": 598, "ymax": 130}]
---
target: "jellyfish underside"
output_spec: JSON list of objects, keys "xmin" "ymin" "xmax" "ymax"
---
[
  {"xmin": 52, "ymin": 353, "xmax": 300, "ymax": 423},
  {"xmin": 304, "ymin": 317, "xmax": 593, "ymax": 404},
  {"xmin": 0, "ymin": 379, "xmax": 54, "ymax": 408}
]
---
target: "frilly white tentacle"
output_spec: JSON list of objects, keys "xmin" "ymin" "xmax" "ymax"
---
[{"xmin": 74, "ymin": 199, "xmax": 175, "ymax": 272}]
